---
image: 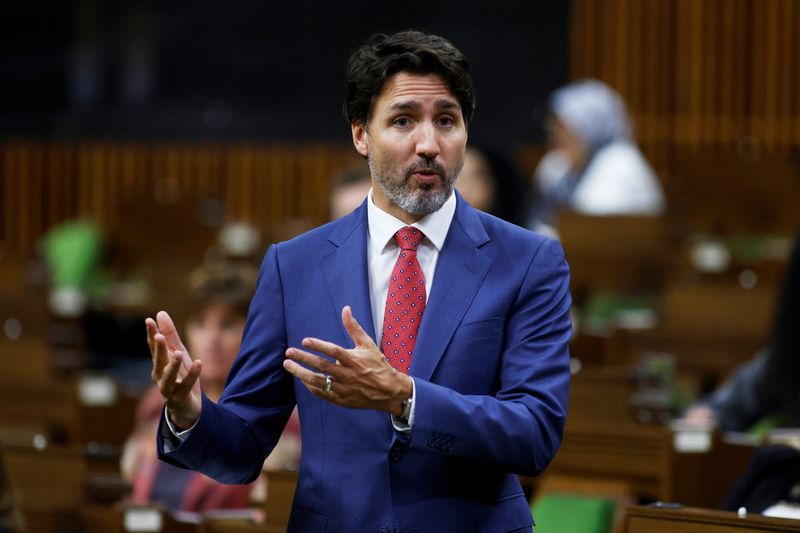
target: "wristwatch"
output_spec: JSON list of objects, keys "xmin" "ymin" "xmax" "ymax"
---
[{"xmin": 399, "ymin": 396, "xmax": 413, "ymax": 425}]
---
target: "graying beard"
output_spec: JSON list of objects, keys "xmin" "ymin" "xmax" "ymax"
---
[{"xmin": 369, "ymin": 159, "xmax": 461, "ymax": 216}]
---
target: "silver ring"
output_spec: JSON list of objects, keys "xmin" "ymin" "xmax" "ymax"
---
[{"xmin": 323, "ymin": 374, "xmax": 333, "ymax": 393}]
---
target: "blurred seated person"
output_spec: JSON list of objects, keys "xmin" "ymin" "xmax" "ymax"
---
[
  {"xmin": 121, "ymin": 266, "xmax": 301, "ymax": 512},
  {"xmin": 527, "ymin": 79, "xmax": 665, "ymax": 235},
  {"xmin": 684, "ymin": 230, "xmax": 800, "ymax": 432},
  {"xmin": 0, "ymin": 453, "xmax": 21, "ymax": 533},
  {"xmin": 329, "ymin": 162, "xmax": 373, "ymax": 220},
  {"xmin": 456, "ymin": 144, "xmax": 525, "ymax": 224}
]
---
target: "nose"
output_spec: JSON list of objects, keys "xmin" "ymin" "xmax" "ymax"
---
[{"xmin": 414, "ymin": 122, "xmax": 440, "ymax": 160}]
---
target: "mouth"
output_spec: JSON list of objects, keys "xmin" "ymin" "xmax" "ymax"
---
[{"xmin": 411, "ymin": 169, "xmax": 440, "ymax": 185}]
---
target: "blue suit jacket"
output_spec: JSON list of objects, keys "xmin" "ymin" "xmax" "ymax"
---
[{"xmin": 159, "ymin": 193, "xmax": 572, "ymax": 532}]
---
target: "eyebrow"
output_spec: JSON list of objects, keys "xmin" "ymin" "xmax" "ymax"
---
[{"xmin": 388, "ymin": 99, "xmax": 461, "ymax": 113}]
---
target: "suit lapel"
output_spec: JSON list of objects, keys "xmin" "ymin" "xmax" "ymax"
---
[
  {"xmin": 411, "ymin": 197, "xmax": 492, "ymax": 382},
  {"xmin": 321, "ymin": 204, "xmax": 377, "ymax": 345}
]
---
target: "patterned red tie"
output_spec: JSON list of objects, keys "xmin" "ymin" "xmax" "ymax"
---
[{"xmin": 381, "ymin": 226, "xmax": 426, "ymax": 374}]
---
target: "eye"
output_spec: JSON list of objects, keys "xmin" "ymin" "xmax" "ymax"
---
[
  {"xmin": 393, "ymin": 116, "xmax": 412, "ymax": 128},
  {"xmin": 438, "ymin": 115, "xmax": 456, "ymax": 127}
]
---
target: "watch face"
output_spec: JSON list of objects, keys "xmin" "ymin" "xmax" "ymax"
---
[{"xmin": 401, "ymin": 398, "xmax": 412, "ymax": 420}]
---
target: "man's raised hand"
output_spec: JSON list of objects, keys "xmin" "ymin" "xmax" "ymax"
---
[
  {"xmin": 146, "ymin": 311, "xmax": 202, "ymax": 430},
  {"xmin": 283, "ymin": 306, "xmax": 412, "ymax": 416}
]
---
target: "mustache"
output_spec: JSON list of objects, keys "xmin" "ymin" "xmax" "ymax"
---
[{"xmin": 404, "ymin": 159, "xmax": 446, "ymax": 180}]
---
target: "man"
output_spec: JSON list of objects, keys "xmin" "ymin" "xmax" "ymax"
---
[{"xmin": 148, "ymin": 30, "xmax": 572, "ymax": 532}]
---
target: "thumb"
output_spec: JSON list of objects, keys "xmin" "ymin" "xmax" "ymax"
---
[{"xmin": 342, "ymin": 306, "xmax": 373, "ymax": 348}]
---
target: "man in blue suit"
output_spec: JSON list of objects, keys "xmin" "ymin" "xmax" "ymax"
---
[{"xmin": 148, "ymin": 30, "xmax": 572, "ymax": 532}]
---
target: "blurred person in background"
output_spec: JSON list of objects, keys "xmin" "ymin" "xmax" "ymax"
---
[
  {"xmin": 684, "ymin": 229, "xmax": 800, "ymax": 433},
  {"xmin": 329, "ymin": 162, "xmax": 373, "ymax": 220},
  {"xmin": 456, "ymin": 144, "xmax": 525, "ymax": 224},
  {"xmin": 527, "ymin": 79, "xmax": 665, "ymax": 235},
  {"xmin": 121, "ymin": 266, "xmax": 301, "ymax": 512},
  {"xmin": 0, "ymin": 453, "xmax": 21, "ymax": 533}
]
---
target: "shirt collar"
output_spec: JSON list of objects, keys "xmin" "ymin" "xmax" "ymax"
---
[{"xmin": 366, "ymin": 188, "xmax": 456, "ymax": 252}]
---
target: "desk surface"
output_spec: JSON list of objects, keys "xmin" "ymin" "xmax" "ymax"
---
[{"xmin": 625, "ymin": 505, "xmax": 800, "ymax": 533}]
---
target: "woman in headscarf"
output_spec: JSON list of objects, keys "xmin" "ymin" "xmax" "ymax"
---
[{"xmin": 527, "ymin": 79, "xmax": 665, "ymax": 234}]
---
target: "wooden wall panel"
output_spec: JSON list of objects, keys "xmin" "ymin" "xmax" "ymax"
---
[
  {"xmin": 0, "ymin": 142, "xmax": 360, "ymax": 259},
  {"xmin": 571, "ymin": 0, "xmax": 800, "ymax": 156},
  {"xmin": 3, "ymin": 2, "xmax": 799, "ymax": 257}
]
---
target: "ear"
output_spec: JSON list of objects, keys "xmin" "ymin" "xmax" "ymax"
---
[{"xmin": 351, "ymin": 121, "xmax": 369, "ymax": 158}]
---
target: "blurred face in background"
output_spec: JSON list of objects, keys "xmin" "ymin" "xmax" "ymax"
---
[
  {"xmin": 547, "ymin": 115, "xmax": 588, "ymax": 170},
  {"xmin": 185, "ymin": 303, "xmax": 245, "ymax": 391},
  {"xmin": 330, "ymin": 179, "xmax": 373, "ymax": 220},
  {"xmin": 456, "ymin": 147, "xmax": 497, "ymax": 212}
]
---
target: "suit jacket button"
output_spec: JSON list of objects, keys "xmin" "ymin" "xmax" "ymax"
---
[{"xmin": 390, "ymin": 444, "xmax": 404, "ymax": 462}]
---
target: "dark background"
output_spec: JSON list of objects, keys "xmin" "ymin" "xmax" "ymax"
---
[{"xmin": 0, "ymin": 0, "xmax": 569, "ymax": 147}]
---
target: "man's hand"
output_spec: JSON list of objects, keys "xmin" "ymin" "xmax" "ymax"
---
[
  {"xmin": 147, "ymin": 311, "xmax": 202, "ymax": 431},
  {"xmin": 283, "ymin": 306, "xmax": 413, "ymax": 416}
]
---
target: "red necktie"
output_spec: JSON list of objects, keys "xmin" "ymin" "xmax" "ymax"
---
[{"xmin": 381, "ymin": 226, "xmax": 426, "ymax": 374}]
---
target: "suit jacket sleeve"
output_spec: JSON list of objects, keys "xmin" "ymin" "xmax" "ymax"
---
[
  {"xmin": 408, "ymin": 237, "xmax": 572, "ymax": 477},
  {"xmin": 157, "ymin": 244, "xmax": 295, "ymax": 484}
]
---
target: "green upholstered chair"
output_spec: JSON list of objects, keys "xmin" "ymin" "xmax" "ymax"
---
[{"xmin": 531, "ymin": 493, "xmax": 615, "ymax": 533}]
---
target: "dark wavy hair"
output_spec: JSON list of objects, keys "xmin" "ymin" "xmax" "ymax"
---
[{"xmin": 344, "ymin": 30, "xmax": 476, "ymax": 126}]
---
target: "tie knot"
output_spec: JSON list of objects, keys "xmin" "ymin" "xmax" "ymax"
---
[{"xmin": 394, "ymin": 226, "xmax": 424, "ymax": 251}]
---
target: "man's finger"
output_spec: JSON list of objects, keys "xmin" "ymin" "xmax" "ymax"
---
[
  {"xmin": 297, "ymin": 338, "xmax": 352, "ymax": 367},
  {"xmin": 145, "ymin": 318, "xmax": 159, "ymax": 357},
  {"xmin": 283, "ymin": 359, "xmax": 334, "ymax": 390},
  {"xmin": 156, "ymin": 311, "xmax": 188, "ymax": 353},
  {"xmin": 286, "ymin": 347, "xmax": 342, "ymax": 376},
  {"xmin": 307, "ymin": 384, "xmax": 342, "ymax": 402},
  {"xmin": 160, "ymin": 354, "xmax": 183, "ymax": 396},
  {"xmin": 151, "ymin": 333, "xmax": 170, "ymax": 380},
  {"xmin": 342, "ymin": 306, "xmax": 374, "ymax": 348},
  {"xmin": 172, "ymin": 359, "xmax": 202, "ymax": 399}
]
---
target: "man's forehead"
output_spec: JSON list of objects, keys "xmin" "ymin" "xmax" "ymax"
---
[{"xmin": 377, "ymin": 72, "xmax": 460, "ymax": 107}]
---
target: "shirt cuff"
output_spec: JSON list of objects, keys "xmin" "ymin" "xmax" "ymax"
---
[
  {"xmin": 391, "ymin": 377, "xmax": 416, "ymax": 433},
  {"xmin": 161, "ymin": 406, "xmax": 197, "ymax": 452}
]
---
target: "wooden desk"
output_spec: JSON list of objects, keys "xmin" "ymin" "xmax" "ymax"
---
[
  {"xmin": 623, "ymin": 328, "xmax": 764, "ymax": 389},
  {"xmin": 3, "ymin": 443, "xmax": 87, "ymax": 532},
  {"xmin": 81, "ymin": 505, "xmax": 200, "ymax": 533},
  {"xmin": 549, "ymin": 364, "xmax": 758, "ymax": 507},
  {"xmin": 547, "ymin": 420, "xmax": 755, "ymax": 508},
  {"xmin": 0, "ymin": 338, "xmax": 51, "ymax": 381},
  {"xmin": 202, "ymin": 515, "xmax": 281, "ymax": 533},
  {"xmin": 659, "ymin": 282, "xmax": 773, "ymax": 341},
  {"xmin": 558, "ymin": 214, "xmax": 667, "ymax": 296},
  {"xmin": 0, "ymin": 374, "xmax": 137, "ymax": 449},
  {"xmin": 549, "ymin": 420, "xmax": 670, "ymax": 501},
  {"xmin": 263, "ymin": 470, "xmax": 297, "ymax": 531},
  {"xmin": 625, "ymin": 504, "xmax": 800, "ymax": 532}
]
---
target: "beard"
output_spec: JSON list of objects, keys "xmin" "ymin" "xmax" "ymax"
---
[{"xmin": 369, "ymin": 157, "xmax": 461, "ymax": 217}]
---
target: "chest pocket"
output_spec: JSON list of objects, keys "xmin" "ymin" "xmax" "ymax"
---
[{"xmin": 449, "ymin": 317, "xmax": 503, "ymax": 345}]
